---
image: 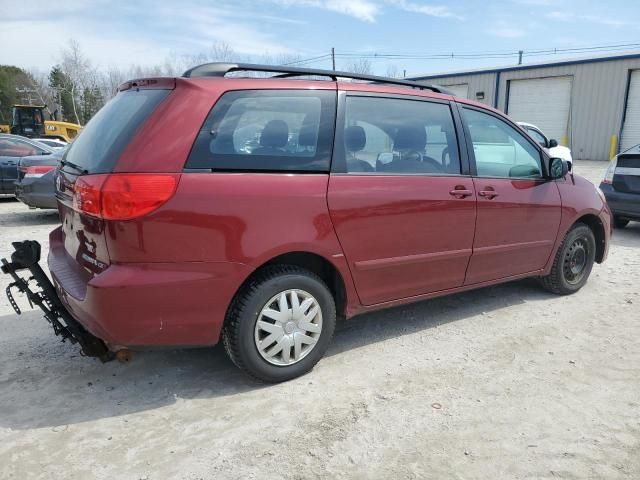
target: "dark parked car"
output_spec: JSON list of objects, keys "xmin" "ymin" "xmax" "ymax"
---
[
  {"xmin": 600, "ymin": 144, "xmax": 640, "ymax": 228},
  {"xmin": 15, "ymin": 147, "xmax": 67, "ymax": 209},
  {"xmin": 2, "ymin": 63, "xmax": 611, "ymax": 382},
  {"xmin": 0, "ymin": 133, "xmax": 54, "ymax": 195}
]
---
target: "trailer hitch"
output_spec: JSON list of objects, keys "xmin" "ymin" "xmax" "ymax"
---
[{"xmin": 2, "ymin": 240, "xmax": 113, "ymax": 362}]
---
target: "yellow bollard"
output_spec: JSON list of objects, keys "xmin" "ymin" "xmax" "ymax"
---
[
  {"xmin": 609, "ymin": 135, "xmax": 618, "ymax": 160},
  {"xmin": 561, "ymin": 135, "xmax": 567, "ymax": 147}
]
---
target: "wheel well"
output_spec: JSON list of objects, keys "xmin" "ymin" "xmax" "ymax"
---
[
  {"xmin": 575, "ymin": 214, "xmax": 605, "ymax": 263},
  {"xmin": 236, "ymin": 252, "xmax": 348, "ymax": 319}
]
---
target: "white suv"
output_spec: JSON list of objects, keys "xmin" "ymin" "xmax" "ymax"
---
[{"xmin": 518, "ymin": 122, "xmax": 573, "ymax": 166}]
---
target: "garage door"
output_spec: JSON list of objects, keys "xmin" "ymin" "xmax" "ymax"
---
[
  {"xmin": 507, "ymin": 76, "xmax": 572, "ymax": 145},
  {"xmin": 444, "ymin": 84, "xmax": 469, "ymax": 99},
  {"xmin": 621, "ymin": 70, "xmax": 640, "ymax": 152}
]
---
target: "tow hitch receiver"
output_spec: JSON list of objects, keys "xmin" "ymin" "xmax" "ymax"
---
[{"xmin": 1, "ymin": 240, "xmax": 113, "ymax": 362}]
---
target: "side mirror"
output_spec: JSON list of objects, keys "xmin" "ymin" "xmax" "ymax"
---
[
  {"xmin": 548, "ymin": 139, "xmax": 558, "ymax": 148},
  {"xmin": 549, "ymin": 157, "xmax": 568, "ymax": 179}
]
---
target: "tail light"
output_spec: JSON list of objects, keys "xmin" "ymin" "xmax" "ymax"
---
[
  {"xmin": 602, "ymin": 158, "xmax": 617, "ymax": 184},
  {"xmin": 21, "ymin": 165, "xmax": 56, "ymax": 178},
  {"xmin": 72, "ymin": 174, "xmax": 179, "ymax": 220}
]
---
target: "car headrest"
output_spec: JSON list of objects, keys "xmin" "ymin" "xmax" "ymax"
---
[
  {"xmin": 260, "ymin": 120, "xmax": 289, "ymax": 148},
  {"xmin": 298, "ymin": 124, "xmax": 318, "ymax": 147},
  {"xmin": 345, "ymin": 125, "xmax": 366, "ymax": 152},
  {"xmin": 395, "ymin": 125, "xmax": 426, "ymax": 151}
]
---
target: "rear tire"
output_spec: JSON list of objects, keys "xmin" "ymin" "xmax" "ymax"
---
[
  {"xmin": 613, "ymin": 217, "xmax": 629, "ymax": 229},
  {"xmin": 223, "ymin": 265, "xmax": 336, "ymax": 383},
  {"xmin": 539, "ymin": 223, "xmax": 596, "ymax": 295}
]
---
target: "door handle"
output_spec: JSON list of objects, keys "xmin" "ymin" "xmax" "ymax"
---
[
  {"xmin": 449, "ymin": 186, "xmax": 473, "ymax": 198},
  {"xmin": 478, "ymin": 188, "xmax": 499, "ymax": 199}
]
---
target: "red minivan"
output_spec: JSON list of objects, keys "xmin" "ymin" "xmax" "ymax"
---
[{"xmin": 3, "ymin": 63, "xmax": 611, "ymax": 382}]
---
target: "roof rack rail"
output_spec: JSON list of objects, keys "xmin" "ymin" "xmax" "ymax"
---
[{"xmin": 182, "ymin": 62, "xmax": 448, "ymax": 94}]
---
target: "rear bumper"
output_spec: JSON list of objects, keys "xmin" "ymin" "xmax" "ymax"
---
[
  {"xmin": 15, "ymin": 177, "xmax": 57, "ymax": 209},
  {"xmin": 600, "ymin": 183, "xmax": 640, "ymax": 220},
  {"xmin": 48, "ymin": 227, "xmax": 248, "ymax": 348}
]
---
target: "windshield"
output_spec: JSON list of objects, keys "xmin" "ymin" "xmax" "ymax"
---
[{"xmin": 63, "ymin": 88, "xmax": 170, "ymax": 173}]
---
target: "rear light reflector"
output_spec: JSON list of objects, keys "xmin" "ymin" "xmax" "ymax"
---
[
  {"xmin": 602, "ymin": 158, "xmax": 617, "ymax": 184},
  {"xmin": 73, "ymin": 175, "xmax": 105, "ymax": 217},
  {"xmin": 21, "ymin": 165, "xmax": 56, "ymax": 178},
  {"xmin": 72, "ymin": 174, "xmax": 179, "ymax": 220}
]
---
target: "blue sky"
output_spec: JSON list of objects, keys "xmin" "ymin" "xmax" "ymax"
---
[{"xmin": 1, "ymin": 0, "xmax": 640, "ymax": 76}]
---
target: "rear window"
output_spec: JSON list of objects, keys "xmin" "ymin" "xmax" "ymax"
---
[
  {"xmin": 63, "ymin": 89, "xmax": 170, "ymax": 173},
  {"xmin": 186, "ymin": 90, "xmax": 336, "ymax": 172}
]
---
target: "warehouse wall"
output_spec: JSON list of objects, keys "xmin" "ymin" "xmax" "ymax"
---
[
  {"xmin": 428, "ymin": 73, "xmax": 496, "ymax": 106},
  {"xmin": 497, "ymin": 58, "xmax": 640, "ymax": 160},
  {"xmin": 414, "ymin": 56, "xmax": 640, "ymax": 160}
]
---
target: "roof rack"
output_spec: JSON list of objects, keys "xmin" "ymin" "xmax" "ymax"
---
[{"xmin": 182, "ymin": 62, "xmax": 448, "ymax": 94}]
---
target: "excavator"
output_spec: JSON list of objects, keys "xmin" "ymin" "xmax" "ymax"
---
[{"xmin": 0, "ymin": 105, "xmax": 81, "ymax": 142}]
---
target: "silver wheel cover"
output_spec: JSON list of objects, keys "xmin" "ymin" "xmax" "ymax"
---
[{"xmin": 254, "ymin": 289, "xmax": 323, "ymax": 366}]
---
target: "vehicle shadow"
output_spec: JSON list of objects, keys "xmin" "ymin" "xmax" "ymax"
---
[
  {"xmin": 0, "ymin": 278, "xmax": 551, "ymax": 430},
  {"xmin": 0, "ymin": 208, "xmax": 59, "ymax": 227},
  {"xmin": 611, "ymin": 221, "xmax": 640, "ymax": 246}
]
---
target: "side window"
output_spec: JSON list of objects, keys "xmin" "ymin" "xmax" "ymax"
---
[
  {"xmin": 342, "ymin": 96, "xmax": 461, "ymax": 175},
  {"xmin": 0, "ymin": 138, "xmax": 37, "ymax": 157},
  {"xmin": 187, "ymin": 90, "xmax": 336, "ymax": 172},
  {"xmin": 16, "ymin": 140, "xmax": 41, "ymax": 156},
  {"xmin": 463, "ymin": 108, "xmax": 542, "ymax": 178},
  {"xmin": 526, "ymin": 128, "xmax": 547, "ymax": 148}
]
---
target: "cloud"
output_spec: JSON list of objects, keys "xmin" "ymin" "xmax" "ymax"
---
[
  {"xmin": 545, "ymin": 10, "xmax": 634, "ymax": 27},
  {"xmin": 385, "ymin": 0, "xmax": 460, "ymax": 19},
  {"xmin": 513, "ymin": 0, "xmax": 558, "ymax": 5},
  {"xmin": 0, "ymin": 1, "xmax": 297, "ymax": 70},
  {"xmin": 271, "ymin": 0, "xmax": 460, "ymax": 22},
  {"xmin": 272, "ymin": 0, "xmax": 379, "ymax": 22}
]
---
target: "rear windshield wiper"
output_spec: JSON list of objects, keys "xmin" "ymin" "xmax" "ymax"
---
[{"xmin": 59, "ymin": 160, "xmax": 89, "ymax": 175}]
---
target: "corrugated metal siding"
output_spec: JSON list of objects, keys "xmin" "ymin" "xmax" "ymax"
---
[
  {"xmin": 429, "ymin": 73, "xmax": 496, "ymax": 106},
  {"xmin": 416, "ymin": 57, "xmax": 640, "ymax": 160}
]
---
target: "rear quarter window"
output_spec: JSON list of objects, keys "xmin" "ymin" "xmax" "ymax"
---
[
  {"xmin": 186, "ymin": 90, "xmax": 336, "ymax": 172},
  {"xmin": 63, "ymin": 89, "xmax": 170, "ymax": 173}
]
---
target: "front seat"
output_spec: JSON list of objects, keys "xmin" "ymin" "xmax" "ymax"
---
[
  {"xmin": 344, "ymin": 125, "xmax": 373, "ymax": 172},
  {"xmin": 381, "ymin": 125, "xmax": 442, "ymax": 173},
  {"xmin": 254, "ymin": 119, "xmax": 289, "ymax": 155}
]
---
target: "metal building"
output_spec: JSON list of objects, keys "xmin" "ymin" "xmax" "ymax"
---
[{"xmin": 410, "ymin": 53, "xmax": 640, "ymax": 161}]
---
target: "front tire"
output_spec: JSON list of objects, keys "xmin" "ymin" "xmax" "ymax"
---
[
  {"xmin": 539, "ymin": 223, "xmax": 596, "ymax": 295},
  {"xmin": 223, "ymin": 265, "xmax": 336, "ymax": 383}
]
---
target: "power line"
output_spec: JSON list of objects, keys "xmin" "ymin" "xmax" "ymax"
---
[
  {"xmin": 314, "ymin": 42, "xmax": 640, "ymax": 60},
  {"xmin": 269, "ymin": 40, "xmax": 640, "ymax": 78}
]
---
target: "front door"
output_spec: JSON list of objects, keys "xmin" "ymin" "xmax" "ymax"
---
[
  {"xmin": 460, "ymin": 105, "xmax": 561, "ymax": 284},
  {"xmin": 328, "ymin": 94, "xmax": 476, "ymax": 306}
]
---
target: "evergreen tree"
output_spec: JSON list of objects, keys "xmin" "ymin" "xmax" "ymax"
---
[
  {"xmin": 81, "ymin": 86, "xmax": 104, "ymax": 124},
  {"xmin": 48, "ymin": 66, "xmax": 76, "ymax": 123},
  {"xmin": 0, "ymin": 65, "xmax": 31, "ymax": 123}
]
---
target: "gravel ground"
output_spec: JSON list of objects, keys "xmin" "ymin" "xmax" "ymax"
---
[{"xmin": 0, "ymin": 161, "xmax": 639, "ymax": 479}]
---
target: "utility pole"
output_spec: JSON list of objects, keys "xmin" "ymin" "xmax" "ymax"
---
[
  {"xmin": 518, "ymin": 50, "xmax": 523, "ymax": 65},
  {"xmin": 403, "ymin": 69, "xmax": 406, "ymax": 78},
  {"xmin": 331, "ymin": 47, "xmax": 336, "ymax": 71}
]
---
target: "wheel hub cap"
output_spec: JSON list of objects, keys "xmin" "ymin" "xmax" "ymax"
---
[{"xmin": 254, "ymin": 289, "xmax": 323, "ymax": 366}]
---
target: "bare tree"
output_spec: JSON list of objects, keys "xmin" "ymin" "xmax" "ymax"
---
[
  {"xmin": 60, "ymin": 39, "xmax": 92, "ymax": 125},
  {"xmin": 385, "ymin": 64, "xmax": 402, "ymax": 78},
  {"xmin": 344, "ymin": 58, "xmax": 373, "ymax": 75},
  {"xmin": 26, "ymin": 69, "xmax": 57, "ymax": 118},
  {"xmin": 209, "ymin": 41, "xmax": 235, "ymax": 62}
]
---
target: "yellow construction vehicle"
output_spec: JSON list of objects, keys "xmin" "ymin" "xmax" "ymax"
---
[{"xmin": 0, "ymin": 105, "xmax": 81, "ymax": 142}]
